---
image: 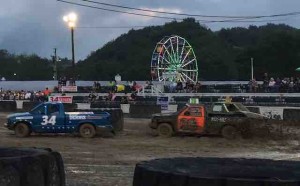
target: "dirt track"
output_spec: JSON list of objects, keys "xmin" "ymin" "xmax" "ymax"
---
[{"xmin": 1, "ymin": 113, "xmax": 300, "ymax": 186}]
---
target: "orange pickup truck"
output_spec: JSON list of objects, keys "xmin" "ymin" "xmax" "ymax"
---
[{"xmin": 149, "ymin": 102, "xmax": 267, "ymax": 139}]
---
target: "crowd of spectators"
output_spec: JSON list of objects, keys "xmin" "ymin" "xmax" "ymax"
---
[
  {"xmin": 0, "ymin": 88, "xmax": 51, "ymax": 101},
  {"xmin": 167, "ymin": 80, "xmax": 202, "ymax": 93},
  {"xmin": 248, "ymin": 73, "xmax": 300, "ymax": 93},
  {"xmin": 89, "ymin": 80, "xmax": 140, "ymax": 102}
]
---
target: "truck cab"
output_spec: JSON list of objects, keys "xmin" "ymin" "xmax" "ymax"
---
[{"xmin": 5, "ymin": 102, "xmax": 113, "ymax": 138}]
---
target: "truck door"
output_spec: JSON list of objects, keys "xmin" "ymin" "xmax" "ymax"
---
[
  {"xmin": 30, "ymin": 104, "xmax": 47, "ymax": 133},
  {"xmin": 45, "ymin": 104, "xmax": 65, "ymax": 133},
  {"xmin": 32, "ymin": 104, "xmax": 64, "ymax": 133},
  {"xmin": 177, "ymin": 106, "xmax": 205, "ymax": 134}
]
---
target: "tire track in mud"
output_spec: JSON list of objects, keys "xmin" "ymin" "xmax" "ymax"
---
[{"xmin": 62, "ymin": 151, "xmax": 134, "ymax": 186}]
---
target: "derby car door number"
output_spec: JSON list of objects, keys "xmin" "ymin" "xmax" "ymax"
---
[{"xmin": 41, "ymin": 116, "xmax": 56, "ymax": 125}]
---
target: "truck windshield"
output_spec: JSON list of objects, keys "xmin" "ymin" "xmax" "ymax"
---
[
  {"xmin": 30, "ymin": 103, "xmax": 46, "ymax": 115},
  {"xmin": 234, "ymin": 103, "xmax": 250, "ymax": 112}
]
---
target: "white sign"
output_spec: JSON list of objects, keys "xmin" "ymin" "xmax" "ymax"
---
[
  {"xmin": 61, "ymin": 86, "xmax": 77, "ymax": 92},
  {"xmin": 49, "ymin": 96, "xmax": 73, "ymax": 103},
  {"xmin": 259, "ymin": 107, "xmax": 283, "ymax": 120}
]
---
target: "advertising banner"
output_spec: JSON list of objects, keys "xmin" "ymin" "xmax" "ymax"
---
[
  {"xmin": 157, "ymin": 96, "xmax": 169, "ymax": 110},
  {"xmin": 61, "ymin": 86, "xmax": 78, "ymax": 92},
  {"xmin": 48, "ymin": 96, "xmax": 73, "ymax": 103}
]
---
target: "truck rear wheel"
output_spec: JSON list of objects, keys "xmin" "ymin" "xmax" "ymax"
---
[
  {"xmin": 158, "ymin": 123, "xmax": 174, "ymax": 137},
  {"xmin": 221, "ymin": 125, "xmax": 238, "ymax": 139},
  {"xmin": 79, "ymin": 124, "xmax": 96, "ymax": 138},
  {"xmin": 15, "ymin": 123, "xmax": 30, "ymax": 137}
]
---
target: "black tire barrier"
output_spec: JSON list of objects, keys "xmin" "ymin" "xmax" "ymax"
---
[
  {"xmin": 75, "ymin": 108, "xmax": 124, "ymax": 131},
  {"xmin": 246, "ymin": 106, "xmax": 260, "ymax": 114},
  {"xmin": 22, "ymin": 102, "xmax": 41, "ymax": 111},
  {"xmin": 0, "ymin": 147, "xmax": 65, "ymax": 186},
  {"xmin": 133, "ymin": 157, "xmax": 300, "ymax": 186},
  {"xmin": 91, "ymin": 101, "xmax": 121, "ymax": 108},
  {"xmin": 130, "ymin": 104, "xmax": 161, "ymax": 118},
  {"xmin": 177, "ymin": 103, "xmax": 186, "ymax": 111},
  {"xmin": 283, "ymin": 109, "xmax": 300, "ymax": 121},
  {"xmin": 0, "ymin": 101, "xmax": 17, "ymax": 112},
  {"xmin": 22, "ymin": 102, "xmax": 77, "ymax": 112},
  {"xmin": 63, "ymin": 103, "xmax": 77, "ymax": 112}
]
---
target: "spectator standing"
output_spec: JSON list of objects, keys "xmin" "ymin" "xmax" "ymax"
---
[
  {"xmin": 263, "ymin": 73, "xmax": 269, "ymax": 92},
  {"xmin": 43, "ymin": 87, "xmax": 51, "ymax": 101},
  {"xmin": 275, "ymin": 78, "xmax": 281, "ymax": 92},
  {"xmin": 194, "ymin": 81, "xmax": 201, "ymax": 93},
  {"xmin": 268, "ymin": 78, "xmax": 276, "ymax": 92},
  {"xmin": 288, "ymin": 77, "xmax": 295, "ymax": 93}
]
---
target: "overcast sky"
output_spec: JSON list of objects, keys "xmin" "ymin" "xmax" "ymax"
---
[{"xmin": 0, "ymin": 0, "xmax": 299, "ymax": 60}]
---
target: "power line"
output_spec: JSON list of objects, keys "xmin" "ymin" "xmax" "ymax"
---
[
  {"xmin": 77, "ymin": 26, "xmax": 157, "ymax": 29},
  {"xmin": 57, "ymin": 0, "xmax": 185, "ymax": 20},
  {"xmin": 75, "ymin": 19, "xmax": 287, "ymax": 29},
  {"xmin": 79, "ymin": 0, "xmax": 300, "ymax": 19},
  {"xmin": 57, "ymin": 0, "xmax": 299, "ymax": 23}
]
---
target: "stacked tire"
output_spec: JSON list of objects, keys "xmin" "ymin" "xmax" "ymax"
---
[
  {"xmin": 91, "ymin": 102, "xmax": 121, "ymax": 109},
  {"xmin": 129, "ymin": 104, "xmax": 161, "ymax": 118},
  {"xmin": 0, "ymin": 101, "xmax": 17, "ymax": 112},
  {"xmin": 22, "ymin": 102, "xmax": 77, "ymax": 112},
  {"xmin": 133, "ymin": 157, "xmax": 300, "ymax": 186},
  {"xmin": 0, "ymin": 147, "xmax": 65, "ymax": 186}
]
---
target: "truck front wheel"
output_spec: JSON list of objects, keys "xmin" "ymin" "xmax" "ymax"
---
[
  {"xmin": 15, "ymin": 123, "xmax": 30, "ymax": 137},
  {"xmin": 221, "ymin": 125, "xmax": 238, "ymax": 139},
  {"xmin": 79, "ymin": 124, "xmax": 96, "ymax": 138},
  {"xmin": 158, "ymin": 123, "xmax": 174, "ymax": 137}
]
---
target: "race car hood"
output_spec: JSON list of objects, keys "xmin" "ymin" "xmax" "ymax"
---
[
  {"xmin": 240, "ymin": 111, "xmax": 267, "ymax": 119},
  {"xmin": 7, "ymin": 112, "xmax": 31, "ymax": 119},
  {"xmin": 152, "ymin": 112, "xmax": 176, "ymax": 117}
]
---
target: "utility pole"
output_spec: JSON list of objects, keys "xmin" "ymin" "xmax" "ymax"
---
[
  {"xmin": 251, "ymin": 57, "xmax": 254, "ymax": 80},
  {"xmin": 52, "ymin": 48, "xmax": 58, "ymax": 80}
]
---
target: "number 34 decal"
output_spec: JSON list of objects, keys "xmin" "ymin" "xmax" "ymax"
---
[{"xmin": 41, "ymin": 116, "xmax": 56, "ymax": 125}]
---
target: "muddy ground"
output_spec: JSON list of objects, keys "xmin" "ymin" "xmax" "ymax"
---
[{"xmin": 1, "ymin": 113, "xmax": 300, "ymax": 186}]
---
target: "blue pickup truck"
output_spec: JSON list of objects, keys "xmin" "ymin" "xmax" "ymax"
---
[{"xmin": 5, "ymin": 102, "xmax": 113, "ymax": 138}]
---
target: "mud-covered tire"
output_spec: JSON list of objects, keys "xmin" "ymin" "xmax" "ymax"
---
[
  {"xmin": 79, "ymin": 123, "xmax": 96, "ymax": 138},
  {"xmin": 0, "ymin": 147, "xmax": 65, "ymax": 186},
  {"xmin": 221, "ymin": 125, "xmax": 238, "ymax": 139},
  {"xmin": 133, "ymin": 157, "xmax": 300, "ymax": 186},
  {"xmin": 14, "ymin": 123, "xmax": 30, "ymax": 137},
  {"xmin": 157, "ymin": 123, "xmax": 174, "ymax": 137},
  {"xmin": 149, "ymin": 128, "xmax": 159, "ymax": 136}
]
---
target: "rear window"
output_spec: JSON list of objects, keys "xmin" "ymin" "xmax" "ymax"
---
[{"xmin": 213, "ymin": 105, "xmax": 223, "ymax": 112}]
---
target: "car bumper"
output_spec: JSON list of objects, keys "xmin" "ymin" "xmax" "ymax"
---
[
  {"xmin": 4, "ymin": 123, "xmax": 13, "ymax": 130},
  {"xmin": 149, "ymin": 121, "xmax": 158, "ymax": 129},
  {"xmin": 96, "ymin": 125, "xmax": 114, "ymax": 133}
]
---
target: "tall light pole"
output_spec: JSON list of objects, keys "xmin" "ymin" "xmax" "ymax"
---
[
  {"xmin": 63, "ymin": 12, "xmax": 77, "ymax": 85},
  {"xmin": 251, "ymin": 57, "xmax": 254, "ymax": 80}
]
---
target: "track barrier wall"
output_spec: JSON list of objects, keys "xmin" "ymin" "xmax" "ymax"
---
[
  {"xmin": 2, "ymin": 101, "xmax": 300, "ymax": 121},
  {"xmin": 22, "ymin": 102, "xmax": 77, "ymax": 112},
  {"xmin": 0, "ymin": 101, "xmax": 17, "ymax": 112},
  {"xmin": 129, "ymin": 104, "xmax": 161, "ymax": 118},
  {"xmin": 283, "ymin": 109, "xmax": 300, "ymax": 121},
  {"xmin": 91, "ymin": 101, "xmax": 121, "ymax": 108}
]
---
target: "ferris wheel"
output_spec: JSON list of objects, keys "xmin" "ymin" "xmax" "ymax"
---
[{"xmin": 150, "ymin": 35, "xmax": 198, "ymax": 83}]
